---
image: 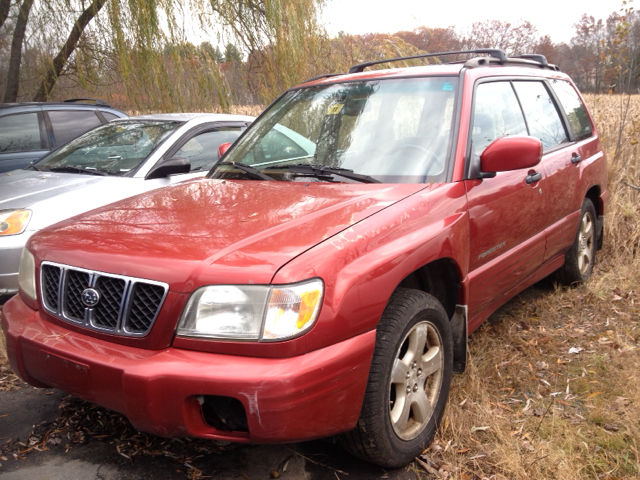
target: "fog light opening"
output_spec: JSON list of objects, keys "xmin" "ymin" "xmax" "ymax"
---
[{"xmin": 201, "ymin": 395, "xmax": 249, "ymax": 433}]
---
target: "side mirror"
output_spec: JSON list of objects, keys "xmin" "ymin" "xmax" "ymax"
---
[
  {"xmin": 480, "ymin": 136, "xmax": 542, "ymax": 174},
  {"xmin": 145, "ymin": 157, "xmax": 191, "ymax": 179},
  {"xmin": 218, "ymin": 142, "xmax": 232, "ymax": 159}
]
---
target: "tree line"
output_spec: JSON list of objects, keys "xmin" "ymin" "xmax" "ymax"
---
[{"xmin": 0, "ymin": 0, "xmax": 636, "ymax": 114}]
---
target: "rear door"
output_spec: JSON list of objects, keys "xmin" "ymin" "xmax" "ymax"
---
[
  {"xmin": 542, "ymin": 79, "xmax": 600, "ymax": 260},
  {"xmin": 45, "ymin": 110, "xmax": 103, "ymax": 147}
]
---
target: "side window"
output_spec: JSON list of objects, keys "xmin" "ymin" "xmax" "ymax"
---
[
  {"xmin": 176, "ymin": 127, "xmax": 244, "ymax": 171},
  {"xmin": 101, "ymin": 112, "xmax": 120, "ymax": 122},
  {"xmin": 550, "ymin": 79, "xmax": 593, "ymax": 141},
  {"xmin": 513, "ymin": 82, "xmax": 568, "ymax": 151},
  {"xmin": 472, "ymin": 82, "xmax": 528, "ymax": 155},
  {"xmin": 0, "ymin": 113, "xmax": 42, "ymax": 153},
  {"xmin": 48, "ymin": 110, "xmax": 102, "ymax": 146}
]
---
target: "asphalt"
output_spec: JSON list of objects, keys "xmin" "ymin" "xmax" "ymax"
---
[{"xmin": 0, "ymin": 382, "xmax": 421, "ymax": 480}]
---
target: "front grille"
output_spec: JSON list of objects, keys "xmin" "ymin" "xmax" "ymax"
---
[
  {"xmin": 41, "ymin": 264, "xmax": 61, "ymax": 311},
  {"xmin": 65, "ymin": 270, "xmax": 90, "ymax": 321},
  {"xmin": 40, "ymin": 261, "xmax": 168, "ymax": 337},
  {"xmin": 126, "ymin": 283, "xmax": 166, "ymax": 333}
]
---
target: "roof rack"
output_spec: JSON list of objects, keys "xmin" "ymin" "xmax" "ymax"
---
[
  {"xmin": 463, "ymin": 54, "xmax": 559, "ymax": 71},
  {"xmin": 301, "ymin": 73, "xmax": 346, "ymax": 84},
  {"xmin": 348, "ymin": 49, "xmax": 508, "ymax": 73},
  {"xmin": 347, "ymin": 49, "xmax": 559, "ymax": 73},
  {"xmin": 63, "ymin": 98, "xmax": 111, "ymax": 106},
  {"xmin": 511, "ymin": 54, "xmax": 548, "ymax": 67}
]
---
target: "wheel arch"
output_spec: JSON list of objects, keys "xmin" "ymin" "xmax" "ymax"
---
[
  {"xmin": 394, "ymin": 257, "xmax": 462, "ymax": 319},
  {"xmin": 584, "ymin": 184, "xmax": 604, "ymax": 249},
  {"xmin": 393, "ymin": 257, "xmax": 468, "ymax": 373},
  {"xmin": 585, "ymin": 184, "xmax": 602, "ymax": 216}
]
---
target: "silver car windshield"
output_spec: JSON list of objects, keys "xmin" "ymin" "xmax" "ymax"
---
[
  {"xmin": 34, "ymin": 120, "xmax": 184, "ymax": 176},
  {"xmin": 211, "ymin": 77, "xmax": 458, "ymax": 183}
]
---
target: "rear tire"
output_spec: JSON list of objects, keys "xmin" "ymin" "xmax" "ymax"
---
[
  {"xmin": 556, "ymin": 198, "xmax": 597, "ymax": 285},
  {"xmin": 340, "ymin": 289, "xmax": 453, "ymax": 468}
]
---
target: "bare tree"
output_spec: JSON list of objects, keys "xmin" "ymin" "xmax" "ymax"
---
[
  {"xmin": 32, "ymin": 0, "xmax": 107, "ymax": 101},
  {"xmin": 3, "ymin": 0, "xmax": 34, "ymax": 102}
]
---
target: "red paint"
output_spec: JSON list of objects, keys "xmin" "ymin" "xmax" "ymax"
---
[
  {"xmin": 2, "ymin": 62, "xmax": 608, "ymax": 444},
  {"xmin": 480, "ymin": 136, "xmax": 542, "ymax": 173}
]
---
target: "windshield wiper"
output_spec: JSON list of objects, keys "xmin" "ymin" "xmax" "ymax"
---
[
  {"xmin": 274, "ymin": 164, "xmax": 381, "ymax": 184},
  {"xmin": 43, "ymin": 166, "xmax": 109, "ymax": 176},
  {"xmin": 216, "ymin": 162, "xmax": 275, "ymax": 181}
]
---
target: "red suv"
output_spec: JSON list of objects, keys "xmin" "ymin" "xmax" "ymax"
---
[{"xmin": 2, "ymin": 50, "xmax": 607, "ymax": 467}]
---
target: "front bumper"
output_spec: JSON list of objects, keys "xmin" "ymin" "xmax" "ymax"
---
[{"xmin": 2, "ymin": 295, "xmax": 375, "ymax": 443}]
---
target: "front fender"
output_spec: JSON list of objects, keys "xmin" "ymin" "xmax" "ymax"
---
[{"xmin": 273, "ymin": 181, "xmax": 470, "ymax": 353}]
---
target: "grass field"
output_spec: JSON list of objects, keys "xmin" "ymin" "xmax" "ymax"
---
[{"xmin": 1, "ymin": 95, "xmax": 639, "ymax": 479}]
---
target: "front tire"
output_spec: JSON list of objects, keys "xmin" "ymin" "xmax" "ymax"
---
[
  {"xmin": 556, "ymin": 198, "xmax": 597, "ymax": 285},
  {"xmin": 340, "ymin": 289, "xmax": 453, "ymax": 468}
]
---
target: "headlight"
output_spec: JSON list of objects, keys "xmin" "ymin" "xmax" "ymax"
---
[
  {"xmin": 0, "ymin": 209, "xmax": 32, "ymax": 236},
  {"xmin": 177, "ymin": 279, "xmax": 324, "ymax": 341},
  {"xmin": 18, "ymin": 248, "xmax": 37, "ymax": 300}
]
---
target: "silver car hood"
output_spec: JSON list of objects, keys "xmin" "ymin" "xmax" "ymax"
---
[{"xmin": 0, "ymin": 169, "xmax": 187, "ymax": 232}]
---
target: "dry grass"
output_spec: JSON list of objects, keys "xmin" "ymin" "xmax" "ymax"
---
[{"xmin": 1, "ymin": 95, "xmax": 639, "ymax": 479}]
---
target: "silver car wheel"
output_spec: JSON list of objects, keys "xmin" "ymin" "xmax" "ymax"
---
[{"xmin": 389, "ymin": 320, "xmax": 444, "ymax": 440}]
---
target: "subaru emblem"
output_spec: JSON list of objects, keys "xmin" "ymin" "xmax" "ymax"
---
[{"xmin": 81, "ymin": 288, "xmax": 101, "ymax": 307}]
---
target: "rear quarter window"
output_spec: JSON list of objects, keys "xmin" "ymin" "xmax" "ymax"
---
[{"xmin": 550, "ymin": 79, "xmax": 593, "ymax": 141}]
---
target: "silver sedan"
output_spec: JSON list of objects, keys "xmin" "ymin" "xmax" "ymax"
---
[{"xmin": 0, "ymin": 113, "xmax": 254, "ymax": 300}]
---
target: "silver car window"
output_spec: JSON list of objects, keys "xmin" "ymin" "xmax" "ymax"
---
[{"xmin": 35, "ymin": 121, "xmax": 183, "ymax": 176}]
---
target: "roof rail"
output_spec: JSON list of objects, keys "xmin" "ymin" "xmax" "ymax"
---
[
  {"xmin": 301, "ymin": 73, "xmax": 345, "ymax": 84},
  {"xmin": 348, "ymin": 49, "xmax": 508, "ymax": 74},
  {"xmin": 510, "ymin": 54, "xmax": 548, "ymax": 67},
  {"xmin": 463, "ymin": 55, "xmax": 560, "ymax": 71},
  {"xmin": 63, "ymin": 98, "xmax": 110, "ymax": 106}
]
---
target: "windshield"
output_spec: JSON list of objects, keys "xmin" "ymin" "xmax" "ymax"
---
[
  {"xmin": 35, "ymin": 120, "xmax": 184, "ymax": 176},
  {"xmin": 211, "ymin": 77, "xmax": 458, "ymax": 183}
]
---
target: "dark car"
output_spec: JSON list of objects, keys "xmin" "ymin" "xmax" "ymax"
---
[
  {"xmin": 3, "ymin": 50, "xmax": 608, "ymax": 468},
  {"xmin": 0, "ymin": 98, "xmax": 128, "ymax": 173}
]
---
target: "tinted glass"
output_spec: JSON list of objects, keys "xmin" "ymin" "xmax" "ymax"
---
[
  {"xmin": 215, "ymin": 77, "xmax": 459, "ymax": 183},
  {"xmin": 472, "ymin": 82, "xmax": 527, "ymax": 155},
  {"xmin": 101, "ymin": 112, "xmax": 120, "ymax": 122},
  {"xmin": 0, "ymin": 113, "xmax": 42, "ymax": 153},
  {"xmin": 176, "ymin": 127, "xmax": 244, "ymax": 171},
  {"xmin": 513, "ymin": 82, "xmax": 568, "ymax": 151},
  {"xmin": 36, "ymin": 120, "xmax": 183, "ymax": 176},
  {"xmin": 550, "ymin": 79, "xmax": 593, "ymax": 141},
  {"xmin": 49, "ymin": 110, "xmax": 102, "ymax": 146}
]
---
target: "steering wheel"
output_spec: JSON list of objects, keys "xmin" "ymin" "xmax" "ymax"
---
[{"xmin": 389, "ymin": 143, "xmax": 440, "ymax": 174}]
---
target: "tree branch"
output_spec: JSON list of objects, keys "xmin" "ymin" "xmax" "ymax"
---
[{"xmin": 32, "ymin": 0, "xmax": 107, "ymax": 101}]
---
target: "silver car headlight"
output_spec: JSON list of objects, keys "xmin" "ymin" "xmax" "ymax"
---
[
  {"xmin": 18, "ymin": 248, "xmax": 37, "ymax": 300},
  {"xmin": 177, "ymin": 279, "xmax": 324, "ymax": 341},
  {"xmin": 0, "ymin": 209, "xmax": 32, "ymax": 236}
]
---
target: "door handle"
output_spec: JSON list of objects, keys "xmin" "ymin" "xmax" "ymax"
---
[
  {"xmin": 525, "ymin": 172, "xmax": 542, "ymax": 184},
  {"xmin": 571, "ymin": 153, "xmax": 582, "ymax": 164}
]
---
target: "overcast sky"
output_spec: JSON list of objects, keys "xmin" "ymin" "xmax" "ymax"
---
[{"xmin": 321, "ymin": 0, "xmax": 620, "ymax": 44}]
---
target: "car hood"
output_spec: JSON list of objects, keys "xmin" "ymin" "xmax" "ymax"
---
[
  {"xmin": 0, "ymin": 169, "xmax": 162, "ymax": 231},
  {"xmin": 30, "ymin": 178, "xmax": 428, "ymax": 291}
]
